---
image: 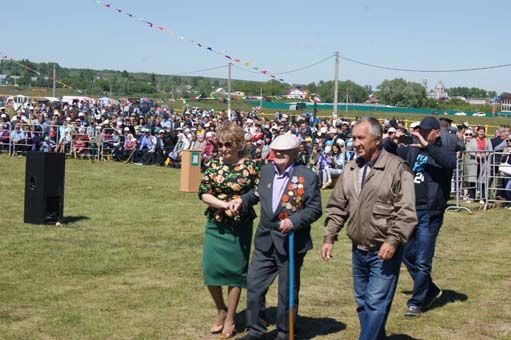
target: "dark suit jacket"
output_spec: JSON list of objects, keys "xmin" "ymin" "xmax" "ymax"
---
[{"xmin": 242, "ymin": 162, "xmax": 322, "ymax": 255}]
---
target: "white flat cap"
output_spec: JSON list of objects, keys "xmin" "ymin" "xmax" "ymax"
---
[{"xmin": 270, "ymin": 133, "xmax": 300, "ymax": 150}]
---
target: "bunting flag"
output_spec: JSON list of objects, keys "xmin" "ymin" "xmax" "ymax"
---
[{"xmin": 94, "ymin": 0, "xmax": 290, "ymax": 84}]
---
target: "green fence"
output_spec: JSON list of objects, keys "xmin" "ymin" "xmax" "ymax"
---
[{"xmin": 246, "ymin": 100, "xmax": 508, "ymax": 118}]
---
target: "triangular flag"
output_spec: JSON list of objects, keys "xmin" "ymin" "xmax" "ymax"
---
[
  {"xmin": 207, "ymin": 47, "xmax": 213, "ymax": 51},
  {"xmin": 234, "ymin": 59, "xmax": 240, "ymax": 63},
  {"xmin": 261, "ymin": 70, "xmax": 268, "ymax": 74},
  {"xmin": 156, "ymin": 26, "xmax": 164, "ymax": 31},
  {"xmin": 126, "ymin": 13, "xmax": 133, "ymax": 17},
  {"xmin": 225, "ymin": 55, "xmax": 232, "ymax": 60},
  {"xmin": 104, "ymin": 3, "xmax": 111, "ymax": 8},
  {"xmin": 115, "ymin": 9, "xmax": 122, "ymax": 13},
  {"xmin": 197, "ymin": 43, "xmax": 202, "ymax": 47},
  {"xmin": 244, "ymin": 62, "xmax": 250, "ymax": 67}
]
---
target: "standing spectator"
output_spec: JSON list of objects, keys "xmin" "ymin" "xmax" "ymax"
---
[
  {"xmin": 462, "ymin": 130, "xmax": 477, "ymax": 201},
  {"xmin": 384, "ymin": 116, "xmax": 456, "ymax": 317},
  {"xmin": 467, "ymin": 127, "xmax": 493, "ymax": 203},
  {"xmin": 323, "ymin": 117, "xmax": 417, "ymax": 340}
]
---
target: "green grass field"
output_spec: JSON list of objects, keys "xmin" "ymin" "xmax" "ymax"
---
[{"xmin": 0, "ymin": 155, "xmax": 510, "ymax": 339}]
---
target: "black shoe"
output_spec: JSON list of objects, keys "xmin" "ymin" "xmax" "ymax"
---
[
  {"xmin": 404, "ymin": 305, "xmax": 421, "ymax": 317},
  {"xmin": 423, "ymin": 283, "xmax": 443, "ymax": 310}
]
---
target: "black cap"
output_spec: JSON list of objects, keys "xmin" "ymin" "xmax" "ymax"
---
[
  {"xmin": 418, "ymin": 117, "xmax": 440, "ymax": 130},
  {"xmin": 439, "ymin": 117, "xmax": 453, "ymax": 124}
]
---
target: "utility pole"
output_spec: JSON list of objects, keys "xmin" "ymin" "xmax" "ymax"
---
[
  {"xmin": 171, "ymin": 85, "xmax": 175, "ymax": 101},
  {"xmin": 333, "ymin": 51, "xmax": 340, "ymax": 118},
  {"xmin": 227, "ymin": 63, "xmax": 232, "ymax": 118},
  {"xmin": 345, "ymin": 87, "xmax": 350, "ymax": 112},
  {"xmin": 52, "ymin": 64, "xmax": 56, "ymax": 97},
  {"xmin": 259, "ymin": 87, "xmax": 263, "ymax": 108}
]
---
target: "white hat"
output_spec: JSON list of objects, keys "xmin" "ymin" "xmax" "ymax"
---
[
  {"xmin": 124, "ymin": 127, "xmax": 130, "ymax": 131},
  {"xmin": 410, "ymin": 121, "xmax": 420, "ymax": 128},
  {"xmin": 270, "ymin": 134, "xmax": 300, "ymax": 150},
  {"xmin": 328, "ymin": 127, "xmax": 337, "ymax": 134},
  {"xmin": 388, "ymin": 127, "xmax": 397, "ymax": 133},
  {"xmin": 247, "ymin": 118, "xmax": 253, "ymax": 123},
  {"xmin": 320, "ymin": 126, "xmax": 328, "ymax": 134},
  {"xmin": 336, "ymin": 139, "xmax": 345, "ymax": 147},
  {"xmin": 66, "ymin": 117, "xmax": 71, "ymax": 121},
  {"xmin": 1, "ymin": 113, "xmax": 6, "ymax": 118}
]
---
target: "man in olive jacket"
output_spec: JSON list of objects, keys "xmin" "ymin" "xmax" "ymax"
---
[{"xmin": 322, "ymin": 117, "xmax": 417, "ymax": 340}]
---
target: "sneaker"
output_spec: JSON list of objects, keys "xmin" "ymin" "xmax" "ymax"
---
[
  {"xmin": 479, "ymin": 200, "xmax": 485, "ymax": 204},
  {"xmin": 423, "ymin": 284, "xmax": 443, "ymax": 310},
  {"xmin": 404, "ymin": 305, "xmax": 421, "ymax": 317}
]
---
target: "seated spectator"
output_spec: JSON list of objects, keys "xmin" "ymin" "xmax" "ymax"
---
[
  {"xmin": 56, "ymin": 130, "xmax": 72, "ymax": 154},
  {"xmin": 167, "ymin": 132, "xmax": 189, "ymax": 167},
  {"xmin": 73, "ymin": 127, "xmax": 90, "ymax": 158}
]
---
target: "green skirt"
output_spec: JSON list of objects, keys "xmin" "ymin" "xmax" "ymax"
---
[{"xmin": 202, "ymin": 218, "xmax": 253, "ymax": 288}]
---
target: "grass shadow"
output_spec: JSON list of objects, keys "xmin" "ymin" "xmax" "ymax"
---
[
  {"xmin": 62, "ymin": 215, "xmax": 90, "ymax": 226},
  {"xmin": 401, "ymin": 289, "xmax": 468, "ymax": 311},
  {"xmin": 387, "ymin": 334, "xmax": 422, "ymax": 340},
  {"xmin": 235, "ymin": 307, "xmax": 346, "ymax": 339}
]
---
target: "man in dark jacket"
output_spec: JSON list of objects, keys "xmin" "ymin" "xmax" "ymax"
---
[
  {"xmin": 384, "ymin": 116, "xmax": 456, "ymax": 317},
  {"xmin": 233, "ymin": 134, "xmax": 322, "ymax": 340}
]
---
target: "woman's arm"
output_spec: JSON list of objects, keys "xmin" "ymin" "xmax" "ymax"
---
[{"xmin": 200, "ymin": 193, "xmax": 229, "ymax": 209}]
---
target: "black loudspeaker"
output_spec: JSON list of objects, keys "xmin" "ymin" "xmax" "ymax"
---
[{"xmin": 24, "ymin": 152, "xmax": 65, "ymax": 224}]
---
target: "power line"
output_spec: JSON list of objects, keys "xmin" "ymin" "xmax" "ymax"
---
[
  {"xmin": 273, "ymin": 55, "xmax": 335, "ymax": 74},
  {"xmin": 340, "ymin": 55, "xmax": 511, "ymax": 73},
  {"xmin": 173, "ymin": 64, "xmax": 228, "ymax": 76}
]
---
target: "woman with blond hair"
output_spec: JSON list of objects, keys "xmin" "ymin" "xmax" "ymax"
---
[{"xmin": 198, "ymin": 121, "xmax": 259, "ymax": 339}]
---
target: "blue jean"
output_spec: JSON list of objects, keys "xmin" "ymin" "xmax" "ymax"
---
[
  {"xmin": 352, "ymin": 244, "xmax": 403, "ymax": 340},
  {"xmin": 403, "ymin": 210, "xmax": 444, "ymax": 308}
]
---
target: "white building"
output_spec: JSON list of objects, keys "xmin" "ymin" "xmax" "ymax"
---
[
  {"xmin": 428, "ymin": 81, "xmax": 449, "ymax": 101},
  {"xmin": 502, "ymin": 100, "xmax": 511, "ymax": 113},
  {"xmin": 286, "ymin": 88, "xmax": 306, "ymax": 100}
]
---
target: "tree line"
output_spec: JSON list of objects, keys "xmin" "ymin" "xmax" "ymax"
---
[{"xmin": 1, "ymin": 59, "xmax": 507, "ymax": 112}]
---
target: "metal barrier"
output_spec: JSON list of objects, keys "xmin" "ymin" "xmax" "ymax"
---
[
  {"xmin": 447, "ymin": 150, "xmax": 511, "ymax": 212},
  {"xmin": 0, "ymin": 122, "xmax": 11, "ymax": 154}
]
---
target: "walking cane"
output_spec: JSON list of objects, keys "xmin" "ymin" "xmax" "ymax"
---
[{"xmin": 288, "ymin": 231, "xmax": 295, "ymax": 340}]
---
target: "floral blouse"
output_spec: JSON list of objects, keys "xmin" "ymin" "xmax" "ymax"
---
[{"xmin": 199, "ymin": 158, "xmax": 260, "ymax": 222}]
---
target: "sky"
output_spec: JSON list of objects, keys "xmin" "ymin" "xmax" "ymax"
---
[{"xmin": 2, "ymin": 0, "xmax": 510, "ymax": 93}]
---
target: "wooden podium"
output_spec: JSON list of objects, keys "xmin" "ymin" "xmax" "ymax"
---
[{"xmin": 179, "ymin": 150, "xmax": 201, "ymax": 192}]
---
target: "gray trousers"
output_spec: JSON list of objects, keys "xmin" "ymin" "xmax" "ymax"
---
[{"xmin": 246, "ymin": 245, "xmax": 305, "ymax": 338}]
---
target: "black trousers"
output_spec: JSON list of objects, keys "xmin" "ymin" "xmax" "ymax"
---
[{"xmin": 246, "ymin": 245, "xmax": 305, "ymax": 339}]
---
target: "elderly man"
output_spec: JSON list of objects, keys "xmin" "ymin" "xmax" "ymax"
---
[
  {"xmin": 322, "ymin": 117, "xmax": 417, "ymax": 340},
  {"xmin": 233, "ymin": 133, "xmax": 322, "ymax": 340}
]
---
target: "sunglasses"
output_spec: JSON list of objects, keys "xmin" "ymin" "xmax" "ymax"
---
[
  {"xmin": 464, "ymin": 134, "xmax": 473, "ymax": 136},
  {"xmin": 217, "ymin": 141, "xmax": 235, "ymax": 148}
]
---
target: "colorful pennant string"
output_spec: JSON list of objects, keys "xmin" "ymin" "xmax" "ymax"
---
[
  {"xmin": 1, "ymin": 53, "xmax": 83, "ymax": 93},
  {"xmin": 94, "ymin": 0, "xmax": 290, "ymax": 84}
]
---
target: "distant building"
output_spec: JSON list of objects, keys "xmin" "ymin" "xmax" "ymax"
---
[
  {"xmin": 502, "ymin": 100, "xmax": 511, "ymax": 113},
  {"xmin": 428, "ymin": 81, "xmax": 449, "ymax": 101},
  {"xmin": 210, "ymin": 88, "xmax": 244, "ymax": 98},
  {"xmin": 467, "ymin": 98, "xmax": 488, "ymax": 106},
  {"xmin": 0, "ymin": 74, "xmax": 6, "ymax": 85},
  {"xmin": 286, "ymin": 87, "xmax": 307, "ymax": 100}
]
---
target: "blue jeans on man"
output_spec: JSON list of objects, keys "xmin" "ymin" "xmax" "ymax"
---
[
  {"xmin": 352, "ymin": 244, "xmax": 403, "ymax": 340},
  {"xmin": 403, "ymin": 210, "xmax": 443, "ymax": 309}
]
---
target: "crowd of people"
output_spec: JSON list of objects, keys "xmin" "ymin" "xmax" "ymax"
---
[{"xmin": 1, "ymin": 99, "xmax": 510, "ymax": 204}]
